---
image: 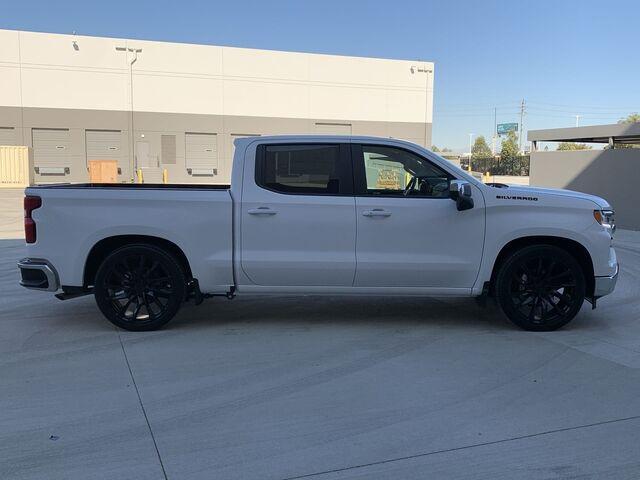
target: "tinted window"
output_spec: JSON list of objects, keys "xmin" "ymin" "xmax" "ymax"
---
[
  {"xmin": 359, "ymin": 145, "xmax": 450, "ymax": 198},
  {"xmin": 260, "ymin": 144, "xmax": 342, "ymax": 194}
]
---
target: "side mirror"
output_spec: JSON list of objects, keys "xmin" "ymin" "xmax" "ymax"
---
[{"xmin": 449, "ymin": 180, "xmax": 474, "ymax": 211}]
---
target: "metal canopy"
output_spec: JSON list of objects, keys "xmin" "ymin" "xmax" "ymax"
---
[{"xmin": 528, "ymin": 123, "xmax": 640, "ymax": 145}]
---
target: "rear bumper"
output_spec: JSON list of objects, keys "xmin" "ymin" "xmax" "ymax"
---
[
  {"xmin": 594, "ymin": 262, "xmax": 619, "ymax": 298},
  {"xmin": 17, "ymin": 258, "xmax": 60, "ymax": 292}
]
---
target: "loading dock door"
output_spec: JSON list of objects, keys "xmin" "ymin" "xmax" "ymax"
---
[
  {"xmin": 86, "ymin": 130, "xmax": 123, "ymax": 164},
  {"xmin": 229, "ymin": 133, "xmax": 259, "ymax": 163},
  {"xmin": 32, "ymin": 128, "xmax": 70, "ymax": 175},
  {"xmin": 0, "ymin": 127, "xmax": 16, "ymax": 146},
  {"xmin": 186, "ymin": 133, "xmax": 218, "ymax": 176},
  {"xmin": 86, "ymin": 130, "xmax": 123, "ymax": 181}
]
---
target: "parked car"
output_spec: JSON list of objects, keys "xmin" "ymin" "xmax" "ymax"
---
[{"xmin": 18, "ymin": 136, "xmax": 618, "ymax": 331}]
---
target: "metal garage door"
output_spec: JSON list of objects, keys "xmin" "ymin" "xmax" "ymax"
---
[
  {"xmin": 0, "ymin": 127, "xmax": 16, "ymax": 146},
  {"xmin": 32, "ymin": 128, "xmax": 70, "ymax": 168},
  {"xmin": 315, "ymin": 123, "xmax": 352, "ymax": 135},
  {"xmin": 229, "ymin": 133, "xmax": 259, "ymax": 162},
  {"xmin": 186, "ymin": 133, "xmax": 217, "ymax": 175},
  {"xmin": 85, "ymin": 130, "xmax": 123, "ymax": 165}
]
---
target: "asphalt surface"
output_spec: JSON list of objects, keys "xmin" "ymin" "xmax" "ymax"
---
[{"xmin": 2, "ymin": 188, "xmax": 640, "ymax": 480}]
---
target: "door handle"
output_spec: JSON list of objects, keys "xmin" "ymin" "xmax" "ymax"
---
[
  {"xmin": 362, "ymin": 209, "xmax": 392, "ymax": 217},
  {"xmin": 248, "ymin": 207, "xmax": 278, "ymax": 215}
]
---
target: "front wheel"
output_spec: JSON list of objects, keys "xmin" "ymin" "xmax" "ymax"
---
[
  {"xmin": 94, "ymin": 244, "xmax": 187, "ymax": 331},
  {"xmin": 495, "ymin": 245, "xmax": 586, "ymax": 331}
]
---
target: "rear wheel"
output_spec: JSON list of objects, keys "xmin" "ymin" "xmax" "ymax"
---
[
  {"xmin": 94, "ymin": 244, "xmax": 186, "ymax": 331},
  {"xmin": 496, "ymin": 245, "xmax": 586, "ymax": 331}
]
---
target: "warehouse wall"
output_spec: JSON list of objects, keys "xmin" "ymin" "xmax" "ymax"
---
[
  {"xmin": 530, "ymin": 149, "xmax": 640, "ymax": 230},
  {"xmin": 0, "ymin": 29, "xmax": 433, "ymax": 184}
]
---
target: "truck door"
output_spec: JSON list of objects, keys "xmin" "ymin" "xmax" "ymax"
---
[
  {"xmin": 352, "ymin": 143, "xmax": 485, "ymax": 289},
  {"xmin": 241, "ymin": 142, "xmax": 356, "ymax": 286}
]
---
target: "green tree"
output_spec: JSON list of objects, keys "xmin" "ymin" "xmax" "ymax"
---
[
  {"xmin": 557, "ymin": 142, "xmax": 592, "ymax": 151},
  {"xmin": 618, "ymin": 113, "xmax": 640, "ymax": 124},
  {"xmin": 615, "ymin": 113, "xmax": 640, "ymax": 148},
  {"xmin": 500, "ymin": 130, "xmax": 519, "ymax": 161},
  {"xmin": 431, "ymin": 145, "xmax": 440, "ymax": 152},
  {"xmin": 471, "ymin": 135, "xmax": 492, "ymax": 160}
]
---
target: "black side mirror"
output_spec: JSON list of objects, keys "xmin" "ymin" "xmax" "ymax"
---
[{"xmin": 449, "ymin": 180, "xmax": 474, "ymax": 211}]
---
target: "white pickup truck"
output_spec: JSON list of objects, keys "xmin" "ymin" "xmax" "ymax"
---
[{"xmin": 18, "ymin": 136, "xmax": 618, "ymax": 332}]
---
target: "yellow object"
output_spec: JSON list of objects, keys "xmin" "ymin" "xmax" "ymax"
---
[
  {"xmin": 162, "ymin": 168, "xmax": 168, "ymax": 184},
  {"xmin": 0, "ymin": 146, "xmax": 32, "ymax": 188},
  {"xmin": 136, "ymin": 168, "xmax": 144, "ymax": 184}
]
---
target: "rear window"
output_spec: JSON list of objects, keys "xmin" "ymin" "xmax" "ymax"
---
[{"xmin": 258, "ymin": 144, "xmax": 342, "ymax": 194}]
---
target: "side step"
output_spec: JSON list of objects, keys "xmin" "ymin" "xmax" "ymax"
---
[{"xmin": 187, "ymin": 279, "xmax": 235, "ymax": 305}]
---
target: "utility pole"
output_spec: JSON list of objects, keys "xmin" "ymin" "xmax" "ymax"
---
[
  {"xmin": 518, "ymin": 99, "xmax": 526, "ymax": 152},
  {"xmin": 574, "ymin": 115, "xmax": 581, "ymax": 127},
  {"xmin": 468, "ymin": 133, "xmax": 474, "ymax": 172},
  {"xmin": 492, "ymin": 107, "xmax": 497, "ymax": 155}
]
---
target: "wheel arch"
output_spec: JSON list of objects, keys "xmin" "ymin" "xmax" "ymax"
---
[
  {"xmin": 489, "ymin": 236, "xmax": 595, "ymax": 297},
  {"xmin": 83, "ymin": 235, "xmax": 193, "ymax": 288}
]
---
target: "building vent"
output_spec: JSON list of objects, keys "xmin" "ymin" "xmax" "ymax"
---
[{"xmin": 161, "ymin": 135, "xmax": 176, "ymax": 165}]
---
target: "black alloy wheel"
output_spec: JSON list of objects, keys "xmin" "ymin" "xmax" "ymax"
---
[
  {"xmin": 496, "ymin": 245, "xmax": 586, "ymax": 331},
  {"xmin": 94, "ymin": 244, "xmax": 186, "ymax": 331}
]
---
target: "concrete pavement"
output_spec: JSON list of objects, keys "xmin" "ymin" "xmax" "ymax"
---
[{"xmin": 1, "ymin": 188, "xmax": 640, "ymax": 479}]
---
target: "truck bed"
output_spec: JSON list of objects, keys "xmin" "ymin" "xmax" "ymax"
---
[
  {"xmin": 30, "ymin": 183, "xmax": 231, "ymax": 190},
  {"xmin": 25, "ymin": 183, "xmax": 234, "ymax": 292}
]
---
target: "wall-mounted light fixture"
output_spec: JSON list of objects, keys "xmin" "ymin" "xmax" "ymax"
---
[{"xmin": 72, "ymin": 41, "xmax": 79, "ymax": 51}]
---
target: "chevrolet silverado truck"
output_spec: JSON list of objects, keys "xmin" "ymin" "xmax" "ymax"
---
[{"xmin": 18, "ymin": 136, "xmax": 618, "ymax": 331}]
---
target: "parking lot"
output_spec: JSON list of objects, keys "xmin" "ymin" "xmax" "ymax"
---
[{"xmin": 2, "ymin": 188, "xmax": 640, "ymax": 480}]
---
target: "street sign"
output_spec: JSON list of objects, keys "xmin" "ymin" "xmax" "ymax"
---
[{"xmin": 497, "ymin": 123, "xmax": 518, "ymax": 135}]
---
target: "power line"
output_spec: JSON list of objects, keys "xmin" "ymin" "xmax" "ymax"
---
[{"xmin": 528, "ymin": 100, "xmax": 640, "ymax": 111}]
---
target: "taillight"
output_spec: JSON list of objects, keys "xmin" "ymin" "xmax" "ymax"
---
[{"xmin": 24, "ymin": 196, "xmax": 42, "ymax": 244}]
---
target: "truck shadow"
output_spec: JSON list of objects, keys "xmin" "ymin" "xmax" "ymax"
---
[{"xmin": 171, "ymin": 295, "xmax": 512, "ymax": 332}]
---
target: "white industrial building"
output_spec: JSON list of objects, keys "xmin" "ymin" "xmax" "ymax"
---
[{"xmin": 0, "ymin": 29, "xmax": 434, "ymax": 184}]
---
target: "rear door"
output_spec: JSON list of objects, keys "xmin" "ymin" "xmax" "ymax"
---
[
  {"xmin": 352, "ymin": 143, "xmax": 485, "ymax": 289},
  {"xmin": 240, "ymin": 142, "xmax": 356, "ymax": 286}
]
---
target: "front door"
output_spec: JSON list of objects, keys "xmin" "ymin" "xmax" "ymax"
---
[
  {"xmin": 352, "ymin": 143, "xmax": 485, "ymax": 289},
  {"xmin": 241, "ymin": 143, "xmax": 356, "ymax": 286}
]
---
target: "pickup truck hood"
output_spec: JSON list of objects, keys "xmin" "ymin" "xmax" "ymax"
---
[{"xmin": 494, "ymin": 184, "xmax": 611, "ymax": 209}]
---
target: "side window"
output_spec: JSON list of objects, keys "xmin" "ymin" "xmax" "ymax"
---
[
  {"xmin": 258, "ymin": 144, "xmax": 344, "ymax": 194},
  {"xmin": 359, "ymin": 145, "xmax": 450, "ymax": 198}
]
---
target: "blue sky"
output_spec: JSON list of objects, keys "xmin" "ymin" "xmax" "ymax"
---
[{"xmin": 2, "ymin": 0, "xmax": 638, "ymax": 151}]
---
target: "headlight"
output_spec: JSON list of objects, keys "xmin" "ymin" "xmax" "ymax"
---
[{"xmin": 594, "ymin": 209, "xmax": 616, "ymax": 236}]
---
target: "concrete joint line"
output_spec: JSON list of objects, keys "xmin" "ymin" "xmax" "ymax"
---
[
  {"xmin": 116, "ymin": 330, "xmax": 169, "ymax": 480},
  {"xmin": 281, "ymin": 413, "xmax": 640, "ymax": 480}
]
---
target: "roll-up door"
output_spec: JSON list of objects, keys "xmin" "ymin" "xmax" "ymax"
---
[
  {"xmin": 229, "ymin": 133, "xmax": 259, "ymax": 163},
  {"xmin": 186, "ymin": 132, "xmax": 217, "ymax": 176},
  {"xmin": 32, "ymin": 128, "xmax": 70, "ymax": 173},
  {"xmin": 85, "ymin": 130, "xmax": 123, "ymax": 165},
  {"xmin": 0, "ymin": 127, "xmax": 16, "ymax": 146}
]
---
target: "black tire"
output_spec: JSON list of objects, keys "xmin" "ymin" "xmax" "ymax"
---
[
  {"xmin": 495, "ymin": 245, "xmax": 586, "ymax": 331},
  {"xmin": 94, "ymin": 244, "xmax": 187, "ymax": 331}
]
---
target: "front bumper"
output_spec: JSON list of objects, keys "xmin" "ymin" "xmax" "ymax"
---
[
  {"xmin": 17, "ymin": 258, "xmax": 60, "ymax": 292},
  {"xmin": 594, "ymin": 262, "xmax": 619, "ymax": 298}
]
